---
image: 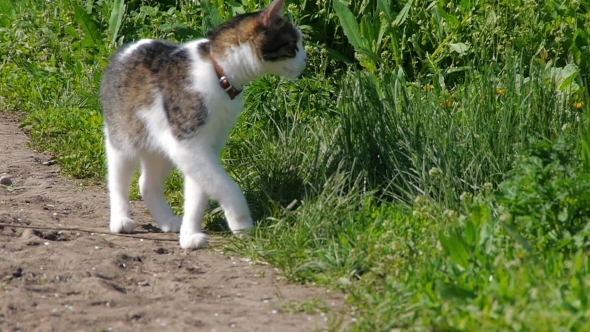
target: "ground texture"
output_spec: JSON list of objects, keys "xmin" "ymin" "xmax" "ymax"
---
[{"xmin": 0, "ymin": 114, "xmax": 343, "ymax": 332}]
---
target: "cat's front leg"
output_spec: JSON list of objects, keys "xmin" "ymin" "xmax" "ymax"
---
[
  {"xmin": 179, "ymin": 177, "xmax": 209, "ymax": 249},
  {"xmin": 201, "ymin": 158, "xmax": 254, "ymax": 237},
  {"xmin": 173, "ymin": 150, "xmax": 253, "ymax": 249}
]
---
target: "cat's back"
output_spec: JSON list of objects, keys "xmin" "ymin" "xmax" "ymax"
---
[
  {"xmin": 100, "ymin": 38, "xmax": 215, "ymax": 112},
  {"xmin": 100, "ymin": 39, "xmax": 182, "ymax": 104},
  {"xmin": 100, "ymin": 38, "xmax": 218, "ymax": 148}
]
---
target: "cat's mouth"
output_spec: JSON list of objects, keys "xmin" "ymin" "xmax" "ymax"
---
[{"xmin": 283, "ymin": 65, "xmax": 306, "ymax": 79}]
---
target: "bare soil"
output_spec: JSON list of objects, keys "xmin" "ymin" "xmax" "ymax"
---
[{"xmin": 0, "ymin": 114, "xmax": 344, "ymax": 332}]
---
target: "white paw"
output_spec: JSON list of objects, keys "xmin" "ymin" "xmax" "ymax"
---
[
  {"xmin": 228, "ymin": 215, "xmax": 254, "ymax": 235},
  {"xmin": 158, "ymin": 216, "xmax": 182, "ymax": 233},
  {"xmin": 110, "ymin": 217, "xmax": 135, "ymax": 233},
  {"xmin": 179, "ymin": 233, "xmax": 208, "ymax": 249},
  {"xmin": 232, "ymin": 227, "xmax": 252, "ymax": 239}
]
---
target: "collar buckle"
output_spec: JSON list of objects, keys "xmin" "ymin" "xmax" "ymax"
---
[{"xmin": 211, "ymin": 56, "xmax": 242, "ymax": 100}]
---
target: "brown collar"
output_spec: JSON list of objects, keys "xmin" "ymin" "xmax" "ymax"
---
[{"xmin": 211, "ymin": 56, "xmax": 242, "ymax": 100}]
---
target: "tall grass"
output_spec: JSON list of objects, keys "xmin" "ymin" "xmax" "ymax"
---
[
  {"xmin": 339, "ymin": 63, "xmax": 581, "ymax": 204},
  {"xmin": 227, "ymin": 61, "xmax": 584, "ymax": 218},
  {"xmin": 1, "ymin": 0, "xmax": 590, "ymax": 330}
]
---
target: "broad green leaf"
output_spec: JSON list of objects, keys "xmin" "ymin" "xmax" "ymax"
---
[
  {"xmin": 333, "ymin": 0, "xmax": 364, "ymax": 51},
  {"xmin": 357, "ymin": 48, "xmax": 381, "ymax": 63},
  {"xmin": 81, "ymin": 36, "xmax": 96, "ymax": 48},
  {"xmin": 557, "ymin": 64, "xmax": 579, "ymax": 91},
  {"xmin": 378, "ymin": 15, "xmax": 389, "ymax": 47},
  {"xmin": 377, "ymin": 0, "xmax": 392, "ymax": 21},
  {"xmin": 436, "ymin": 5, "xmax": 460, "ymax": 27},
  {"xmin": 464, "ymin": 220, "xmax": 475, "ymax": 246},
  {"xmin": 228, "ymin": 0, "xmax": 245, "ymax": 15},
  {"xmin": 64, "ymin": 26, "xmax": 79, "ymax": 39},
  {"xmin": 500, "ymin": 221, "xmax": 533, "ymax": 253},
  {"xmin": 202, "ymin": 0, "xmax": 223, "ymax": 35},
  {"xmin": 447, "ymin": 235, "xmax": 470, "ymax": 269},
  {"xmin": 393, "ymin": 0, "xmax": 413, "ymax": 27},
  {"xmin": 423, "ymin": 282, "xmax": 437, "ymax": 302},
  {"xmin": 436, "ymin": 280, "xmax": 476, "ymax": 301},
  {"xmin": 324, "ymin": 46, "xmax": 351, "ymax": 63},
  {"xmin": 459, "ymin": 0, "xmax": 473, "ymax": 11},
  {"xmin": 449, "ymin": 42, "xmax": 469, "ymax": 54},
  {"xmin": 108, "ymin": 0, "xmax": 125, "ymax": 45},
  {"xmin": 444, "ymin": 66, "xmax": 472, "ymax": 74},
  {"xmin": 558, "ymin": 207, "xmax": 569, "ymax": 222},
  {"xmin": 173, "ymin": 24, "xmax": 203, "ymax": 42},
  {"xmin": 75, "ymin": 60, "xmax": 84, "ymax": 76},
  {"xmin": 70, "ymin": 0, "xmax": 104, "ymax": 51}
]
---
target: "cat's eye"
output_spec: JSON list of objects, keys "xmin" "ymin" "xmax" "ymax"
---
[
  {"xmin": 270, "ymin": 40, "xmax": 297, "ymax": 53},
  {"xmin": 287, "ymin": 41, "xmax": 299, "ymax": 52}
]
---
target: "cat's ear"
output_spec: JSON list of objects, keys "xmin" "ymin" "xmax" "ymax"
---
[{"xmin": 260, "ymin": 0, "xmax": 285, "ymax": 28}]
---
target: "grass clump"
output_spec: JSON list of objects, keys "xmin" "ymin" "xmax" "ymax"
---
[{"xmin": 1, "ymin": 0, "xmax": 590, "ymax": 330}]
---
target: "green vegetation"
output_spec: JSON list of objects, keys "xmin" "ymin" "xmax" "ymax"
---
[{"xmin": 1, "ymin": 0, "xmax": 590, "ymax": 330}]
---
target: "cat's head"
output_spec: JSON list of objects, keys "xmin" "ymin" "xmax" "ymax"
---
[
  {"xmin": 254, "ymin": 0, "xmax": 307, "ymax": 78},
  {"xmin": 208, "ymin": 0, "xmax": 307, "ymax": 79}
]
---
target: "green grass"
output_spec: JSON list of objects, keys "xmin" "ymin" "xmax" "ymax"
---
[{"xmin": 1, "ymin": 0, "xmax": 590, "ymax": 330}]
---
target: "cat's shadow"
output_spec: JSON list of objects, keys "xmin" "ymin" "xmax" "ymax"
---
[{"xmin": 204, "ymin": 172, "xmax": 311, "ymax": 233}]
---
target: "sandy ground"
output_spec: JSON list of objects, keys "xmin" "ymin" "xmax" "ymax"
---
[{"xmin": 0, "ymin": 114, "xmax": 345, "ymax": 331}]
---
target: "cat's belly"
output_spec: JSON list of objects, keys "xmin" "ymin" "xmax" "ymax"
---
[{"xmin": 136, "ymin": 95, "xmax": 242, "ymax": 156}]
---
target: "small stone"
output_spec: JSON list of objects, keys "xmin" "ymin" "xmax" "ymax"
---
[
  {"xmin": 21, "ymin": 229, "xmax": 35, "ymax": 239},
  {"xmin": 0, "ymin": 176, "xmax": 12, "ymax": 186}
]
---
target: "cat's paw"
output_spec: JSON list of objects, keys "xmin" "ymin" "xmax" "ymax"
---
[
  {"xmin": 228, "ymin": 215, "xmax": 254, "ymax": 236},
  {"xmin": 233, "ymin": 227, "xmax": 252, "ymax": 239},
  {"xmin": 179, "ymin": 233, "xmax": 208, "ymax": 249},
  {"xmin": 158, "ymin": 216, "xmax": 182, "ymax": 233},
  {"xmin": 110, "ymin": 217, "xmax": 135, "ymax": 233}
]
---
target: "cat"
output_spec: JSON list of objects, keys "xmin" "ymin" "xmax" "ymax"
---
[{"xmin": 99, "ymin": 0, "xmax": 307, "ymax": 249}]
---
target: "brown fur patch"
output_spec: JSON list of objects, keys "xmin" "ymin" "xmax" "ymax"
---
[
  {"xmin": 100, "ymin": 40, "xmax": 209, "ymax": 146},
  {"xmin": 206, "ymin": 11, "xmax": 300, "ymax": 63}
]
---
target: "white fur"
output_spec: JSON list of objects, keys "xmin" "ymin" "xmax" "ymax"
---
[
  {"xmin": 119, "ymin": 39, "xmax": 153, "ymax": 59},
  {"xmin": 106, "ymin": 36, "xmax": 306, "ymax": 249},
  {"xmin": 262, "ymin": 33, "xmax": 307, "ymax": 79}
]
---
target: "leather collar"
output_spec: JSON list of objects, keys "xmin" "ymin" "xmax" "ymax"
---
[{"xmin": 211, "ymin": 56, "xmax": 242, "ymax": 100}]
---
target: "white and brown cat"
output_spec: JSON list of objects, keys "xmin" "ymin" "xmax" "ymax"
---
[{"xmin": 100, "ymin": 0, "xmax": 306, "ymax": 249}]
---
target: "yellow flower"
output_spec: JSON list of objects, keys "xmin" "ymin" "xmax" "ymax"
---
[
  {"xmin": 422, "ymin": 84, "xmax": 434, "ymax": 92},
  {"xmin": 573, "ymin": 101, "xmax": 584, "ymax": 110},
  {"xmin": 496, "ymin": 88, "xmax": 505, "ymax": 96}
]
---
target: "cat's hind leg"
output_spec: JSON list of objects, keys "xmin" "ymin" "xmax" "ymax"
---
[
  {"xmin": 105, "ymin": 139, "xmax": 138, "ymax": 233},
  {"xmin": 139, "ymin": 153, "xmax": 181, "ymax": 233}
]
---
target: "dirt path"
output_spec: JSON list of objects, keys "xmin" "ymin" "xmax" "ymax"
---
[{"xmin": 0, "ymin": 114, "xmax": 343, "ymax": 331}]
